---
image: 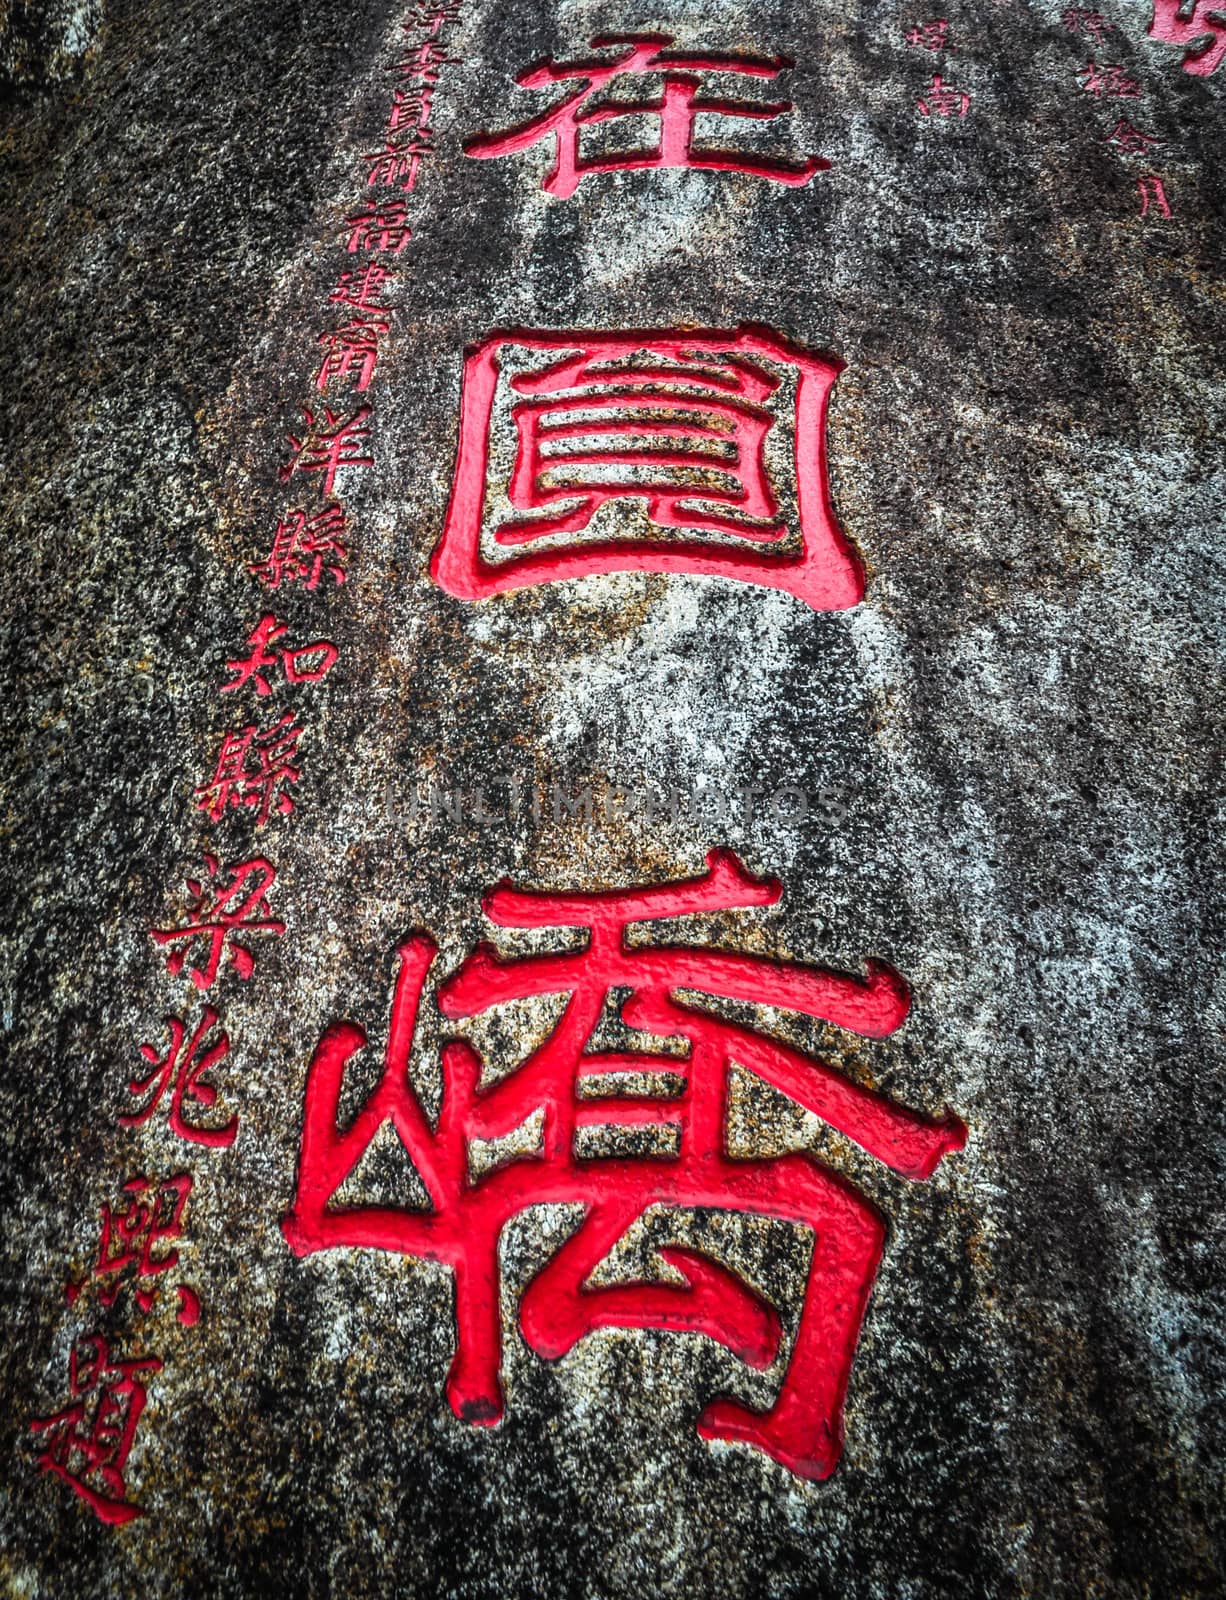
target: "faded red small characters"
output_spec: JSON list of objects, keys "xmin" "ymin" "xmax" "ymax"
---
[
  {"xmin": 465, "ymin": 33, "xmax": 828, "ymax": 199},
  {"xmin": 1076, "ymin": 60, "xmax": 1141, "ymax": 95},
  {"xmin": 122, "ymin": 1007, "xmax": 238, "ymax": 1148},
  {"xmin": 31, "ymin": 1335, "xmax": 162, "ymax": 1525},
  {"xmin": 1061, "ymin": 7, "xmax": 1114, "ymax": 44},
  {"xmin": 221, "ymin": 615, "xmax": 338, "ymax": 697},
  {"xmin": 194, "ymin": 713, "xmax": 303, "ymax": 825},
  {"xmin": 66, "ymin": 1175, "xmax": 197, "ymax": 1325},
  {"xmin": 1102, "ymin": 118, "xmax": 1163, "ymax": 155},
  {"xmin": 1137, "ymin": 173, "xmax": 1172, "ymax": 216},
  {"xmin": 250, "ymin": 505, "xmax": 349, "ymax": 592},
  {"xmin": 283, "ymin": 850, "xmax": 967, "ymax": 1481},
  {"xmin": 1147, "ymin": 0, "xmax": 1226, "ymax": 75},
  {"xmin": 431, "ymin": 326, "xmax": 863, "ymax": 612},
  {"xmin": 150, "ymin": 854, "xmax": 286, "ymax": 991}
]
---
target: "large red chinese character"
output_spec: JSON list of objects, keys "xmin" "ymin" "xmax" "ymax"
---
[
  {"xmin": 1147, "ymin": 0, "xmax": 1226, "ymax": 74},
  {"xmin": 250, "ymin": 505, "xmax": 349, "ymax": 591},
  {"xmin": 150, "ymin": 854, "xmax": 286, "ymax": 990},
  {"xmin": 66, "ymin": 1175, "xmax": 195, "ymax": 1320},
  {"xmin": 122, "ymin": 1007, "xmax": 238, "ymax": 1147},
  {"xmin": 31, "ymin": 1335, "xmax": 162, "ymax": 1525},
  {"xmin": 465, "ymin": 34, "xmax": 828, "ymax": 198},
  {"xmin": 194, "ymin": 712, "xmax": 303, "ymax": 825},
  {"xmin": 430, "ymin": 326, "xmax": 863, "ymax": 611},
  {"xmin": 283, "ymin": 850, "xmax": 966, "ymax": 1480}
]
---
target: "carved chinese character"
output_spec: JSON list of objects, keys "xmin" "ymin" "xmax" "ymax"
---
[
  {"xmin": 1147, "ymin": 0, "xmax": 1226, "ymax": 75},
  {"xmin": 917, "ymin": 72, "xmax": 971, "ymax": 116},
  {"xmin": 343, "ymin": 202, "xmax": 413, "ymax": 253},
  {"xmin": 1137, "ymin": 173, "xmax": 1172, "ymax": 216},
  {"xmin": 1061, "ymin": 8, "xmax": 1114, "ymax": 44},
  {"xmin": 194, "ymin": 713, "xmax": 303, "ymax": 825},
  {"xmin": 1102, "ymin": 118, "xmax": 1163, "ymax": 155},
  {"xmin": 150, "ymin": 854, "xmax": 286, "ymax": 990},
  {"xmin": 430, "ymin": 325, "xmax": 863, "ymax": 611},
  {"xmin": 281, "ymin": 406, "xmax": 374, "ymax": 499},
  {"xmin": 250, "ymin": 505, "xmax": 349, "ymax": 591},
  {"xmin": 465, "ymin": 33, "xmax": 828, "ymax": 198},
  {"xmin": 122, "ymin": 1007, "xmax": 238, "ymax": 1147},
  {"xmin": 904, "ymin": 19, "xmax": 951, "ymax": 50},
  {"xmin": 283, "ymin": 850, "xmax": 967, "ymax": 1481},
  {"xmin": 31, "ymin": 1335, "xmax": 162, "ymax": 1525},
  {"xmin": 220, "ymin": 614, "xmax": 338, "ymax": 696},
  {"xmin": 329, "ymin": 264, "xmax": 395, "ymax": 315},
  {"xmin": 66, "ymin": 1175, "xmax": 196, "ymax": 1322},
  {"xmin": 1076, "ymin": 60, "xmax": 1142, "ymax": 96}
]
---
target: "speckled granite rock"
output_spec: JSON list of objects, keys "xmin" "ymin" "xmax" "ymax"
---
[{"xmin": 0, "ymin": 1, "xmax": 1223, "ymax": 1595}]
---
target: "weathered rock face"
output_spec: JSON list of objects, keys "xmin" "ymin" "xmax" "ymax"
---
[{"xmin": 1, "ymin": 0, "xmax": 1222, "ymax": 1595}]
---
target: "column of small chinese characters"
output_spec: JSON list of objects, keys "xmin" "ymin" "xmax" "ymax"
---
[
  {"xmin": 904, "ymin": 16, "xmax": 974, "ymax": 119},
  {"xmin": 1064, "ymin": 6, "xmax": 1173, "ymax": 219},
  {"xmin": 28, "ymin": 0, "xmax": 466, "ymax": 1528}
]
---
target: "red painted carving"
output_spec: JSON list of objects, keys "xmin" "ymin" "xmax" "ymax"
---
[
  {"xmin": 430, "ymin": 326, "xmax": 863, "ymax": 611},
  {"xmin": 316, "ymin": 318, "xmax": 390, "ymax": 392},
  {"xmin": 281, "ymin": 406, "xmax": 374, "ymax": 499},
  {"xmin": 221, "ymin": 614, "xmax": 338, "ymax": 696},
  {"xmin": 283, "ymin": 850, "xmax": 967, "ymax": 1480},
  {"xmin": 122, "ymin": 1007, "xmax": 238, "ymax": 1146},
  {"xmin": 194, "ymin": 712, "xmax": 303, "ymax": 825},
  {"xmin": 150, "ymin": 855, "xmax": 286, "ymax": 990},
  {"xmin": 904, "ymin": 19, "xmax": 951, "ymax": 50},
  {"xmin": 330, "ymin": 264, "xmax": 395, "ymax": 315},
  {"xmin": 66, "ymin": 1175, "xmax": 193, "ymax": 1315},
  {"xmin": 343, "ymin": 202, "xmax": 413, "ymax": 253},
  {"xmin": 1061, "ymin": 7, "xmax": 1114, "ymax": 44},
  {"xmin": 362, "ymin": 138, "xmax": 434, "ymax": 192},
  {"xmin": 1137, "ymin": 173, "xmax": 1172, "ymax": 215},
  {"xmin": 388, "ymin": 84, "xmax": 434, "ymax": 136},
  {"xmin": 250, "ymin": 505, "xmax": 349, "ymax": 591},
  {"xmin": 31, "ymin": 1335, "xmax": 161, "ymax": 1525},
  {"xmin": 1102, "ymin": 117, "xmax": 1163, "ymax": 153},
  {"xmin": 1147, "ymin": 0, "xmax": 1226, "ymax": 74},
  {"xmin": 464, "ymin": 34, "xmax": 828, "ymax": 198},
  {"xmin": 1076, "ymin": 59, "xmax": 1142, "ymax": 95},
  {"xmin": 916, "ymin": 73, "xmax": 971, "ymax": 116}
]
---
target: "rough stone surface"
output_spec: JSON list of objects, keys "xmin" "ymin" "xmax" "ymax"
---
[{"xmin": 0, "ymin": 0, "xmax": 1223, "ymax": 1595}]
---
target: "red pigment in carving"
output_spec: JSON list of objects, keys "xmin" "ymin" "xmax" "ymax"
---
[
  {"xmin": 330, "ymin": 264, "xmax": 395, "ymax": 315},
  {"xmin": 122, "ymin": 1008, "xmax": 238, "ymax": 1146},
  {"xmin": 194, "ymin": 712, "xmax": 303, "ymax": 825},
  {"xmin": 66, "ymin": 1175, "xmax": 193, "ymax": 1315},
  {"xmin": 31, "ymin": 1335, "xmax": 162, "ymax": 1525},
  {"xmin": 465, "ymin": 33, "xmax": 828, "ymax": 198},
  {"xmin": 250, "ymin": 505, "xmax": 349, "ymax": 591},
  {"xmin": 1147, "ymin": 0, "xmax": 1226, "ymax": 75},
  {"xmin": 316, "ymin": 318, "xmax": 390, "ymax": 393},
  {"xmin": 1062, "ymin": 7, "xmax": 1114, "ymax": 44},
  {"xmin": 1102, "ymin": 118, "xmax": 1162, "ymax": 154},
  {"xmin": 431, "ymin": 325, "xmax": 863, "ymax": 611},
  {"xmin": 917, "ymin": 73, "xmax": 970, "ymax": 116},
  {"xmin": 281, "ymin": 406, "xmax": 374, "ymax": 499},
  {"xmin": 904, "ymin": 20, "xmax": 951, "ymax": 50},
  {"xmin": 1137, "ymin": 173, "xmax": 1172, "ymax": 217},
  {"xmin": 221, "ymin": 615, "xmax": 338, "ymax": 697},
  {"xmin": 283, "ymin": 850, "xmax": 966, "ymax": 1480},
  {"xmin": 176, "ymin": 1286, "xmax": 201, "ymax": 1327},
  {"xmin": 343, "ymin": 202, "xmax": 413, "ymax": 254},
  {"xmin": 150, "ymin": 855, "xmax": 286, "ymax": 990},
  {"xmin": 1076, "ymin": 59, "xmax": 1141, "ymax": 95}
]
